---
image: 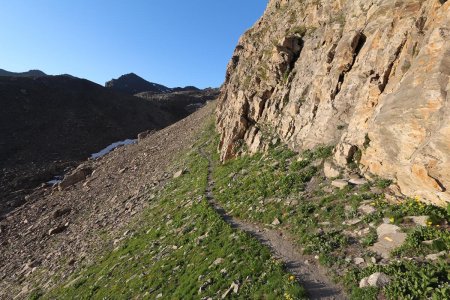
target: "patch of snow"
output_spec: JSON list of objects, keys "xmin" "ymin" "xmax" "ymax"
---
[
  {"xmin": 187, "ymin": 102, "xmax": 204, "ymax": 108},
  {"xmin": 47, "ymin": 176, "xmax": 63, "ymax": 186},
  {"xmin": 91, "ymin": 139, "xmax": 136, "ymax": 159}
]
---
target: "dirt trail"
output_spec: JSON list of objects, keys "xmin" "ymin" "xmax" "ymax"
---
[{"xmin": 199, "ymin": 148, "xmax": 347, "ymax": 300}]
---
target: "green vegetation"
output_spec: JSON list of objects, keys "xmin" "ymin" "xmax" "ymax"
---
[
  {"xmin": 208, "ymin": 134, "xmax": 450, "ymax": 299},
  {"xmin": 41, "ymin": 120, "xmax": 305, "ymax": 299},
  {"xmin": 344, "ymin": 261, "xmax": 450, "ymax": 300},
  {"xmin": 212, "ymin": 143, "xmax": 333, "ymax": 225},
  {"xmin": 332, "ymin": 12, "xmax": 346, "ymax": 26},
  {"xmin": 401, "ymin": 60, "xmax": 411, "ymax": 73},
  {"xmin": 36, "ymin": 119, "xmax": 449, "ymax": 299},
  {"xmin": 288, "ymin": 25, "xmax": 317, "ymax": 38}
]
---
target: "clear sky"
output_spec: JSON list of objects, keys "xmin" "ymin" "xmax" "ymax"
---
[{"xmin": 0, "ymin": 1, "xmax": 267, "ymax": 88}]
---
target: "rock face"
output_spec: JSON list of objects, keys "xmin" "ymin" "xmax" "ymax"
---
[{"xmin": 216, "ymin": 0, "xmax": 450, "ymax": 206}]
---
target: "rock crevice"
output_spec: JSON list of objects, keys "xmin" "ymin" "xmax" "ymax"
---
[{"xmin": 216, "ymin": 0, "xmax": 450, "ymax": 206}]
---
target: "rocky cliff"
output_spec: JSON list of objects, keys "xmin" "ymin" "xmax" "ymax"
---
[{"xmin": 216, "ymin": 0, "xmax": 450, "ymax": 206}]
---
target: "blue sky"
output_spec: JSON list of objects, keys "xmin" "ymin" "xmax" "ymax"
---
[{"xmin": 0, "ymin": 1, "xmax": 267, "ymax": 88}]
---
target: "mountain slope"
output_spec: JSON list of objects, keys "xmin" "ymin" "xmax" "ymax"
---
[
  {"xmin": 0, "ymin": 68, "xmax": 46, "ymax": 77},
  {"xmin": 3, "ymin": 101, "xmax": 448, "ymax": 299},
  {"xmin": 216, "ymin": 0, "xmax": 450, "ymax": 206},
  {"xmin": 105, "ymin": 73, "xmax": 171, "ymax": 94},
  {"xmin": 0, "ymin": 103, "xmax": 305, "ymax": 299},
  {"xmin": 0, "ymin": 75, "xmax": 214, "ymax": 218},
  {"xmin": 135, "ymin": 88, "xmax": 219, "ymax": 119}
]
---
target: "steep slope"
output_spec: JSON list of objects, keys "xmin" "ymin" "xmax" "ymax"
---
[
  {"xmin": 136, "ymin": 88, "xmax": 219, "ymax": 119},
  {"xmin": 0, "ymin": 68, "xmax": 46, "ymax": 77},
  {"xmin": 0, "ymin": 75, "xmax": 203, "ymax": 218},
  {"xmin": 105, "ymin": 72, "xmax": 171, "ymax": 94},
  {"xmin": 216, "ymin": 0, "xmax": 450, "ymax": 206},
  {"xmin": 0, "ymin": 103, "xmax": 305, "ymax": 299}
]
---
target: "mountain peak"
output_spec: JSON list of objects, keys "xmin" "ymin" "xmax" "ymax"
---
[
  {"xmin": 0, "ymin": 68, "xmax": 46, "ymax": 78},
  {"xmin": 105, "ymin": 73, "xmax": 171, "ymax": 95}
]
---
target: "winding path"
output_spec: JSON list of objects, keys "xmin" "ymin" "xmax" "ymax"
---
[{"xmin": 199, "ymin": 148, "xmax": 347, "ymax": 300}]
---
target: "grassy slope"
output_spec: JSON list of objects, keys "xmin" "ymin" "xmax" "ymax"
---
[
  {"xmin": 209, "ymin": 136, "xmax": 450, "ymax": 299},
  {"xmin": 39, "ymin": 119, "xmax": 305, "ymax": 299}
]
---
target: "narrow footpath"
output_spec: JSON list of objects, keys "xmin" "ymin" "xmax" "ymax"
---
[{"xmin": 199, "ymin": 148, "xmax": 347, "ymax": 300}]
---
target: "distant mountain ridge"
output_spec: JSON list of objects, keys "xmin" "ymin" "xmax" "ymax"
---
[
  {"xmin": 105, "ymin": 73, "xmax": 200, "ymax": 95},
  {"xmin": 105, "ymin": 73, "xmax": 171, "ymax": 94},
  {"xmin": 0, "ymin": 68, "xmax": 46, "ymax": 78},
  {"xmin": 0, "ymin": 74, "xmax": 218, "ymax": 219}
]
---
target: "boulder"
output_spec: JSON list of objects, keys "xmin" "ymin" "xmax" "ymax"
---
[
  {"xmin": 52, "ymin": 207, "xmax": 71, "ymax": 219},
  {"xmin": 370, "ymin": 224, "xmax": 407, "ymax": 258},
  {"xmin": 331, "ymin": 179, "xmax": 348, "ymax": 189},
  {"xmin": 367, "ymin": 272, "xmax": 391, "ymax": 287},
  {"xmin": 324, "ymin": 160, "xmax": 340, "ymax": 178},
  {"xmin": 406, "ymin": 216, "xmax": 429, "ymax": 226},
  {"xmin": 376, "ymin": 224, "xmax": 400, "ymax": 236},
  {"xmin": 58, "ymin": 166, "xmax": 92, "ymax": 190},
  {"xmin": 358, "ymin": 204, "xmax": 376, "ymax": 215},
  {"xmin": 360, "ymin": 272, "xmax": 390, "ymax": 288},
  {"xmin": 425, "ymin": 251, "xmax": 447, "ymax": 261},
  {"xmin": 349, "ymin": 178, "xmax": 368, "ymax": 185},
  {"xmin": 173, "ymin": 170, "xmax": 184, "ymax": 178},
  {"xmin": 343, "ymin": 218, "xmax": 362, "ymax": 226},
  {"xmin": 359, "ymin": 277, "xmax": 370, "ymax": 288},
  {"xmin": 221, "ymin": 281, "xmax": 240, "ymax": 299},
  {"xmin": 137, "ymin": 130, "xmax": 154, "ymax": 142},
  {"xmin": 48, "ymin": 224, "xmax": 68, "ymax": 235},
  {"xmin": 354, "ymin": 257, "xmax": 365, "ymax": 265}
]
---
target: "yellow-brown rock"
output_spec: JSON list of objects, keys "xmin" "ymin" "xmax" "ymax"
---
[{"xmin": 216, "ymin": 0, "xmax": 450, "ymax": 206}]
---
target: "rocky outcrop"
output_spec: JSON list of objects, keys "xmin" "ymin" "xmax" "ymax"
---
[
  {"xmin": 216, "ymin": 0, "xmax": 450, "ymax": 206},
  {"xmin": 58, "ymin": 165, "xmax": 92, "ymax": 190}
]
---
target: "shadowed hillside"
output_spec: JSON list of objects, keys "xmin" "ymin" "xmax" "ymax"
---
[{"xmin": 0, "ymin": 75, "xmax": 216, "ymax": 218}]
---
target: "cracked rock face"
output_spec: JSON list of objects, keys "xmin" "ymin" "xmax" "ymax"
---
[{"xmin": 216, "ymin": 0, "xmax": 450, "ymax": 206}]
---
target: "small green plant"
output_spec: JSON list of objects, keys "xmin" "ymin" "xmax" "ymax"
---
[
  {"xmin": 401, "ymin": 60, "xmax": 411, "ymax": 73},
  {"xmin": 29, "ymin": 289, "xmax": 43, "ymax": 300},
  {"xmin": 363, "ymin": 134, "xmax": 371, "ymax": 149},
  {"xmin": 283, "ymin": 69, "xmax": 291, "ymax": 83},
  {"xmin": 392, "ymin": 225, "xmax": 449, "ymax": 257},
  {"xmin": 333, "ymin": 12, "xmax": 346, "ymax": 26},
  {"xmin": 290, "ymin": 25, "xmax": 308, "ymax": 37},
  {"xmin": 303, "ymin": 231, "xmax": 348, "ymax": 254},
  {"xmin": 350, "ymin": 286, "xmax": 378, "ymax": 300},
  {"xmin": 375, "ymin": 178, "xmax": 392, "ymax": 189},
  {"xmin": 360, "ymin": 228, "xmax": 378, "ymax": 247}
]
